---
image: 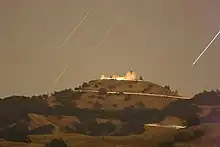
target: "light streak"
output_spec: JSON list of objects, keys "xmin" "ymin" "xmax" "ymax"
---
[
  {"xmin": 60, "ymin": 12, "xmax": 90, "ymax": 49},
  {"xmin": 193, "ymin": 30, "xmax": 220, "ymax": 66}
]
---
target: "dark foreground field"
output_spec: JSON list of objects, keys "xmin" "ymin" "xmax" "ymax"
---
[{"xmin": 0, "ymin": 124, "xmax": 218, "ymax": 147}]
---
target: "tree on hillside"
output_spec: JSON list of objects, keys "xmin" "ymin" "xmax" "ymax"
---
[
  {"xmin": 173, "ymin": 129, "xmax": 204, "ymax": 142},
  {"xmin": 192, "ymin": 90, "xmax": 220, "ymax": 105},
  {"xmin": 42, "ymin": 94, "xmax": 49, "ymax": 99},
  {"xmin": 74, "ymin": 86, "xmax": 82, "ymax": 90},
  {"xmin": 44, "ymin": 138, "xmax": 68, "ymax": 147},
  {"xmin": 173, "ymin": 90, "xmax": 179, "ymax": 95},
  {"xmin": 113, "ymin": 104, "xmax": 118, "ymax": 108},
  {"xmin": 98, "ymin": 88, "xmax": 107, "ymax": 95},
  {"xmin": 183, "ymin": 115, "xmax": 200, "ymax": 127},
  {"xmin": 74, "ymin": 87, "xmax": 80, "ymax": 90},
  {"xmin": 82, "ymin": 82, "xmax": 89, "ymax": 88},
  {"xmin": 4, "ymin": 127, "xmax": 31, "ymax": 143},
  {"xmin": 139, "ymin": 76, "xmax": 143, "ymax": 80},
  {"xmin": 124, "ymin": 95, "xmax": 131, "ymax": 101},
  {"xmin": 142, "ymin": 88, "xmax": 148, "ymax": 93},
  {"xmin": 164, "ymin": 85, "xmax": 171, "ymax": 91}
]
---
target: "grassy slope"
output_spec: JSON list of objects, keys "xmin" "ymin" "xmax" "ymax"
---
[
  {"xmin": 77, "ymin": 92, "xmax": 177, "ymax": 109},
  {"xmin": 83, "ymin": 79, "xmax": 178, "ymax": 96}
]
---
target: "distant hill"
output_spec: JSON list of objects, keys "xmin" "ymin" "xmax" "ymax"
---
[
  {"xmin": 0, "ymin": 79, "xmax": 219, "ymax": 146},
  {"xmin": 77, "ymin": 79, "xmax": 179, "ymax": 96}
]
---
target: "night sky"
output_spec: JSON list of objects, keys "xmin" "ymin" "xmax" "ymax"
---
[{"xmin": 0, "ymin": 0, "xmax": 220, "ymax": 97}]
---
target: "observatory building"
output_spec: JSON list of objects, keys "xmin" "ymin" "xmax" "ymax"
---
[{"xmin": 101, "ymin": 70, "xmax": 141, "ymax": 81}]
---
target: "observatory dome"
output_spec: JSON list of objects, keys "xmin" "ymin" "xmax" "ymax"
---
[{"xmin": 125, "ymin": 70, "xmax": 137, "ymax": 80}]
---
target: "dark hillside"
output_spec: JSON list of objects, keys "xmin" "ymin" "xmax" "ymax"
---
[{"xmin": 0, "ymin": 80, "xmax": 219, "ymax": 146}]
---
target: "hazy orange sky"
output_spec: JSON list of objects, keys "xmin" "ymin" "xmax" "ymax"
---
[{"xmin": 0, "ymin": 0, "xmax": 220, "ymax": 97}]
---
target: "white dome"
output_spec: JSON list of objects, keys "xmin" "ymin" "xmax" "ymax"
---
[{"xmin": 125, "ymin": 70, "xmax": 137, "ymax": 80}]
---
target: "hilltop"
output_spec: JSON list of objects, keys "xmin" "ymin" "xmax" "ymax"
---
[
  {"xmin": 78, "ymin": 79, "xmax": 179, "ymax": 95},
  {"xmin": 0, "ymin": 78, "xmax": 220, "ymax": 147}
]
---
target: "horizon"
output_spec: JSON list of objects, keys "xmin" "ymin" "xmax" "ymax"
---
[{"xmin": 0, "ymin": 77, "xmax": 216, "ymax": 99}]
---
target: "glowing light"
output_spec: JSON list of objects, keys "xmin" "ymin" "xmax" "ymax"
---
[
  {"xmin": 193, "ymin": 30, "xmax": 220, "ymax": 66},
  {"xmin": 101, "ymin": 70, "xmax": 140, "ymax": 81},
  {"xmin": 60, "ymin": 12, "xmax": 90, "ymax": 49}
]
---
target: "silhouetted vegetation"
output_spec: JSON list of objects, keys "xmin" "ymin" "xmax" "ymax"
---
[
  {"xmin": 139, "ymin": 76, "xmax": 143, "ymax": 81},
  {"xmin": 174, "ymin": 129, "xmax": 205, "ymax": 142},
  {"xmin": 158, "ymin": 142, "xmax": 174, "ymax": 147},
  {"xmin": 142, "ymin": 88, "xmax": 148, "ymax": 93},
  {"xmin": 82, "ymin": 82, "xmax": 89, "ymax": 88},
  {"xmin": 124, "ymin": 95, "xmax": 131, "ymax": 101},
  {"xmin": 192, "ymin": 90, "xmax": 220, "ymax": 105},
  {"xmin": 98, "ymin": 88, "xmax": 107, "ymax": 95},
  {"xmin": 173, "ymin": 90, "xmax": 179, "ymax": 95},
  {"xmin": 183, "ymin": 115, "xmax": 200, "ymax": 127},
  {"xmin": 3, "ymin": 125, "xmax": 31, "ymax": 143},
  {"xmin": 74, "ymin": 121, "xmax": 116, "ymax": 136},
  {"xmin": 164, "ymin": 85, "xmax": 171, "ymax": 91},
  {"xmin": 52, "ymin": 88, "xmax": 81, "ymax": 100},
  {"xmin": 74, "ymin": 86, "xmax": 81, "ymax": 90},
  {"xmin": 45, "ymin": 138, "xmax": 68, "ymax": 147},
  {"xmin": 112, "ymin": 104, "xmax": 118, "ymax": 108},
  {"xmin": 97, "ymin": 96, "xmax": 105, "ymax": 100},
  {"xmin": 128, "ymin": 84, "xmax": 133, "ymax": 88},
  {"xmin": 117, "ymin": 92, "xmax": 124, "ymax": 95},
  {"xmin": 162, "ymin": 100, "xmax": 201, "ymax": 120}
]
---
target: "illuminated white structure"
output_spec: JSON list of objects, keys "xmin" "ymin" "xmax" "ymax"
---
[{"xmin": 101, "ymin": 70, "xmax": 140, "ymax": 81}]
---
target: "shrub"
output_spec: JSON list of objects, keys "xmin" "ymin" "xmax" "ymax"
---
[
  {"xmin": 113, "ymin": 104, "xmax": 118, "ymax": 108},
  {"xmin": 142, "ymin": 88, "xmax": 148, "ymax": 93},
  {"xmin": 117, "ymin": 92, "xmax": 124, "ymax": 95},
  {"xmin": 82, "ymin": 82, "xmax": 89, "ymax": 88},
  {"xmin": 98, "ymin": 96, "xmax": 105, "ymax": 100},
  {"xmin": 98, "ymin": 88, "xmax": 107, "ymax": 95},
  {"xmin": 174, "ymin": 129, "xmax": 204, "ymax": 142},
  {"xmin": 183, "ymin": 115, "xmax": 200, "ymax": 127},
  {"xmin": 139, "ymin": 76, "xmax": 143, "ymax": 80},
  {"xmin": 158, "ymin": 142, "xmax": 174, "ymax": 147},
  {"xmin": 44, "ymin": 138, "xmax": 68, "ymax": 147},
  {"xmin": 164, "ymin": 85, "xmax": 171, "ymax": 91},
  {"xmin": 173, "ymin": 90, "xmax": 179, "ymax": 95},
  {"xmin": 74, "ymin": 86, "xmax": 82, "ymax": 90},
  {"xmin": 128, "ymin": 85, "xmax": 133, "ymax": 88},
  {"xmin": 124, "ymin": 95, "xmax": 131, "ymax": 101},
  {"xmin": 4, "ymin": 129, "xmax": 31, "ymax": 143},
  {"xmin": 42, "ymin": 94, "xmax": 48, "ymax": 99}
]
